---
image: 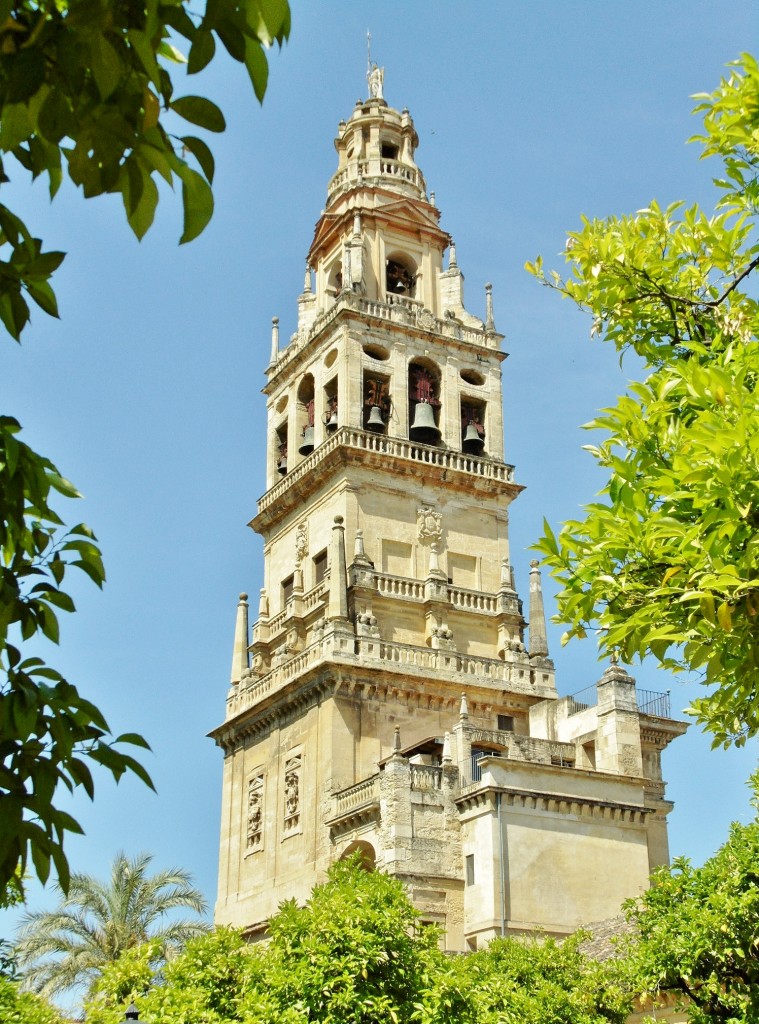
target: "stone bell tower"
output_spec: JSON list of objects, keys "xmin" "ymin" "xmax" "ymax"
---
[{"xmin": 212, "ymin": 72, "xmax": 685, "ymax": 950}]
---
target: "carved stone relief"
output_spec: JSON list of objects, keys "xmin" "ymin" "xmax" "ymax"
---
[
  {"xmin": 295, "ymin": 521, "xmax": 308, "ymax": 562},
  {"xmin": 283, "ymin": 754, "xmax": 301, "ymax": 832},
  {"xmin": 246, "ymin": 773, "xmax": 264, "ymax": 850},
  {"xmin": 417, "ymin": 506, "xmax": 442, "ymax": 543}
]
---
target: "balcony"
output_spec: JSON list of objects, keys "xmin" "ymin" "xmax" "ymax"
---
[{"xmin": 256, "ymin": 426, "xmax": 516, "ymax": 518}]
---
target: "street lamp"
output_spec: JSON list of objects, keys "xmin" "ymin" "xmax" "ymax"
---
[{"xmin": 122, "ymin": 1002, "xmax": 139, "ymax": 1021}]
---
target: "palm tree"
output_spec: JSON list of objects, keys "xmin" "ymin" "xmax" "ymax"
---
[{"xmin": 14, "ymin": 851, "xmax": 210, "ymax": 999}]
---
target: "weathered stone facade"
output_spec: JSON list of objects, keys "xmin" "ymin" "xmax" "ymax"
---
[{"xmin": 211, "ymin": 76, "xmax": 685, "ymax": 950}]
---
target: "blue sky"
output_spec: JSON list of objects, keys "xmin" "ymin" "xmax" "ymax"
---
[{"xmin": 2, "ymin": 0, "xmax": 757, "ymax": 943}]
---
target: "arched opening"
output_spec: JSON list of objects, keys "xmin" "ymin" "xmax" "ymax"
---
[
  {"xmin": 339, "ymin": 840, "xmax": 376, "ymax": 872},
  {"xmin": 274, "ymin": 421, "xmax": 288, "ymax": 476},
  {"xmin": 461, "ymin": 399, "xmax": 486, "ymax": 456},
  {"xmin": 385, "ymin": 253, "xmax": 416, "ymax": 299},
  {"xmin": 364, "ymin": 373, "xmax": 391, "ymax": 433},
  {"xmin": 297, "ymin": 375, "xmax": 315, "ymax": 457},
  {"xmin": 408, "ymin": 359, "xmax": 441, "ymax": 445},
  {"xmin": 326, "ymin": 259, "xmax": 343, "ymax": 301}
]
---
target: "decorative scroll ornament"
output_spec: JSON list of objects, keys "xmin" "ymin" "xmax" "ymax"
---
[
  {"xmin": 417, "ymin": 506, "xmax": 443, "ymax": 543},
  {"xmin": 246, "ymin": 774, "xmax": 264, "ymax": 849},
  {"xmin": 295, "ymin": 521, "xmax": 309, "ymax": 562}
]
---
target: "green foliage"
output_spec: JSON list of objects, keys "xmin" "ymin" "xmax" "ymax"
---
[
  {"xmin": 623, "ymin": 770, "xmax": 759, "ymax": 1023},
  {"xmin": 90, "ymin": 860, "xmax": 629, "ymax": 1024},
  {"xmin": 0, "ymin": 0, "xmax": 290, "ymax": 898},
  {"xmin": 0, "ymin": 415, "xmax": 152, "ymax": 897},
  {"xmin": 416, "ymin": 932, "xmax": 630, "ymax": 1024},
  {"xmin": 0, "ymin": 974, "xmax": 64, "ymax": 1024},
  {"xmin": 0, "ymin": 0, "xmax": 290, "ymax": 332},
  {"xmin": 527, "ymin": 54, "xmax": 759, "ymax": 747},
  {"xmin": 14, "ymin": 851, "xmax": 209, "ymax": 1001}
]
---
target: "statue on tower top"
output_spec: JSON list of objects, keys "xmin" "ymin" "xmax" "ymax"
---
[
  {"xmin": 366, "ymin": 31, "xmax": 384, "ymax": 99},
  {"xmin": 368, "ymin": 63, "xmax": 384, "ymax": 99}
]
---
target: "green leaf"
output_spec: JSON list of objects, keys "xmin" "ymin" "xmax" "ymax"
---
[
  {"xmin": 187, "ymin": 30, "xmax": 216, "ymax": 74},
  {"xmin": 243, "ymin": 36, "xmax": 268, "ymax": 103},
  {"xmin": 0, "ymin": 103, "xmax": 34, "ymax": 152},
  {"xmin": 181, "ymin": 136, "xmax": 215, "ymax": 184},
  {"xmin": 178, "ymin": 166, "xmax": 214, "ymax": 243},
  {"xmin": 25, "ymin": 280, "xmax": 60, "ymax": 319},
  {"xmin": 90, "ymin": 34, "xmax": 124, "ymax": 101},
  {"xmin": 171, "ymin": 96, "xmax": 226, "ymax": 133}
]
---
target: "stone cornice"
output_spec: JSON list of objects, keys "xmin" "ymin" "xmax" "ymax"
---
[
  {"xmin": 455, "ymin": 784, "xmax": 651, "ymax": 824},
  {"xmin": 265, "ymin": 291, "xmax": 504, "ymax": 391},
  {"xmin": 220, "ymin": 637, "xmax": 555, "ymax": 735}
]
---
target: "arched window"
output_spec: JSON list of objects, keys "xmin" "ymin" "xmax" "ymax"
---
[
  {"xmin": 385, "ymin": 253, "xmax": 416, "ymax": 299},
  {"xmin": 297, "ymin": 375, "xmax": 315, "ymax": 457},
  {"xmin": 408, "ymin": 360, "xmax": 441, "ymax": 445}
]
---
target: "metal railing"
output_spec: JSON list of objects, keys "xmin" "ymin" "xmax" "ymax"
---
[{"xmin": 637, "ymin": 689, "xmax": 672, "ymax": 718}]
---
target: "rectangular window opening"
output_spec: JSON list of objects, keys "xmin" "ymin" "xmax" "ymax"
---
[
  {"xmin": 313, "ymin": 549, "xmax": 328, "ymax": 586},
  {"xmin": 281, "ymin": 575, "xmax": 294, "ymax": 607},
  {"xmin": 465, "ymin": 854, "xmax": 475, "ymax": 886},
  {"xmin": 497, "ymin": 714, "xmax": 514, "ymax": 732}
]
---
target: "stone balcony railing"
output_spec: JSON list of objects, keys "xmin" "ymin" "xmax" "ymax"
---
[
  {"xmin": 410, "ymin": 763, "xmax": 443, "ymax": 791},
  {"xmin": 269, "ymin": 290, "xmax": 499, "ymax": 385},
  {"xmin": 257, "ymin": 426, "xmax": 516, "ymax": 515},
  {"xmin": 326, "ymin": 157, "xmax": 426, "ymax": 202},
  {"xmin": 228, "ymin": 633, "xmax": 552, "ymax": 721},
  {"xmin": 331, "ymin": 774, "xmax": 380, "ymax": 818}
]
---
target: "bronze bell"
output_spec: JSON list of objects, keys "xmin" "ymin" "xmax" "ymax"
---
[
  {"xmin": 462, "ymin": 421, "xmax": 484, "ymax": 455},
  {"xmin": 409, "ymin": 401, "xmax": 441, "ymax": 444},
  {"xmin": 326, "ymin": 410, "xmax": 338, "ymax": 433},
  {"xmin": 298, "ymin": 426, "xmax": 315, "ymax": 455},
  {"xmin": 277, "ymin": 455, "xmax": 288, "ymax": 475},
  {"xmin": 366, "ymin": 405, "xmax": 385, "ymax": 432}
]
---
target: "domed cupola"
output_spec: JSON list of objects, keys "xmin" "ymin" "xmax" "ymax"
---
[{"xmin": 326, "ymin": 67, "xmax": 427, "ymax": 207}]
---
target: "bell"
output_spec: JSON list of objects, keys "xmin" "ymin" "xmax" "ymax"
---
[
  {"xmin": 462, "ymin": 422, "xmax": 484, "ymax": 455},
  {"xmin": 277, "ymin": 455, "xmax": 288, "ymax": 475},
  {"xmin": 298, "ymin": 426, "xmax": 314, "ymax": 455},
  {"xmin": 326, "ymin": 410, "xmax": 338, "ymax": 433},
  {"xmin": 366, "ymin": 405, "xmax": 385, "ymax": 432},
  {"xmin": 409, "ymin": 401, "xmax": 441, "ymax": 444}
]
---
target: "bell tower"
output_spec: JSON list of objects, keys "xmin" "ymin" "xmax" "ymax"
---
[{"xmin": 212, "ymin": 74, "xmax": 685, "ymax": 949}]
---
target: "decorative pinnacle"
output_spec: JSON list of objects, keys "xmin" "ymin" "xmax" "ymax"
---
[
  {"xmin": 528, "ymin": 559, "xmax": 549, "ymax": 658},
  {"xmin": 449, "ymin": 241, "xmax": 457, "ymax": 269},
  {"xmin": 485, "ymin": 283, "xmax": 495, "ymax": 331},
  {"xmin": 393, "ymin": 726, "xmax": 401, "ymax": 752},
  {"xmin": 269, "ymin": 316, "xmax": 280, "ymax": 366},
  {"xmin": 459, "ymin": 692, "xmax": 469, "ymax": 720}
]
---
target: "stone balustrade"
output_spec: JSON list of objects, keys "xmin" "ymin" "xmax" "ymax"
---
[
  {"xmin": 258, "ymin": 426, "xmax": 515, "ymax": 515},
  {"xmin": 375, "ymin": 572, "xmax": 425, "ymax": 600},
  {"xmin": 332, "ymin": 774, "xmax": 380, "ymax": 816},
  {"xmin": 326, "ymin": 158, "xmax": 424, "ymax": 200},
  {"xmin": 410, "ymin": 764, "xmax": 443, "ymax": 791},
  {"xmin": 228, "ymin": 633, "xmax": 546, "ymax": 721}
]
